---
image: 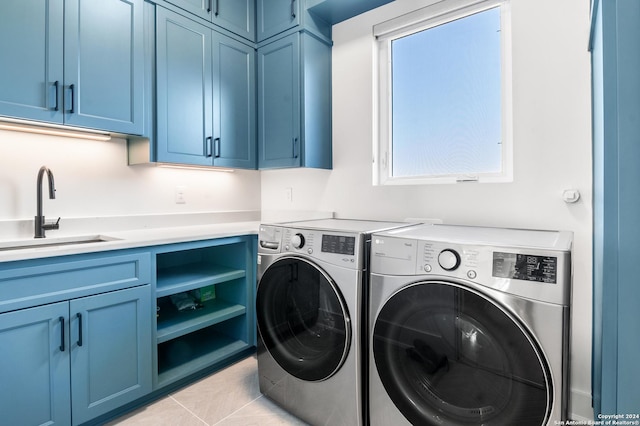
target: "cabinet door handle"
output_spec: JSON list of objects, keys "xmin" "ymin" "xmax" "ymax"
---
[
  {"xmin": 205, "ymin": 136, "xmax": 213, "ymax": 157},
  {"xmin": 76, "ymin": 312, "xmax": 83, "ymax": 347},
  {"xmin": 293, "ymin": 137, "xmax": 299, "ymax": 159},
  {"xmin": 214, "ymin": 0, "xmax": 219, "ymax": 16},
  {"xmin": 69, "ymin": 84, "xmax": 75, "ymax": 114},
  {"xmin": 291, "ymin": 0, "xmax": 296, "ymax": 19},
  {"xmin": 214, "ymin": 137, "xmax": 221, "ymax": 158},
  {"xmin": 59, "ymin": 316, "xmax": 65, "ymax": 352},
  {"xmin": 207, "ymin": 0, "xmax": 212, "ymax": 13},
  {"xmin": 53, "ymin": 81, "xmax": 59, "ymax": 111}
]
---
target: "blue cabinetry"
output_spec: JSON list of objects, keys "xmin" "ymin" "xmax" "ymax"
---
[
  {"xmin": 257, "ymin": 0, "xmax": 300, "ymax": 41},
  {"xmin": 591, "ymin": 0, "xmax": 640, "ymax": 416},
  {"xmin": 0, "ymin": 302, "xmax": 71, "ymax": 426},
  {"xmin": 0, "ymin": 251, "xmax": 152, "ymax": 426},
  {"xmin": 167, "ymin": 0, "xmax": 255, "ymax": 41},
  {"xmin": 258, "ymin": 31, "xmax": 331, "ymax": 169},
  {"xmin": 153, "ymin": 235, "xmax": 257, "ymax": 388},
  {"xmin": 0, "ymin": 0, "xmax": 64, "ymax": 124},
  {"xmin": 0, "ymin": 0, "xmax": 144, "ymax": 135},
  {"xmin": 155, "ymin": 7, "xmax": 256, "ymax": 168}
]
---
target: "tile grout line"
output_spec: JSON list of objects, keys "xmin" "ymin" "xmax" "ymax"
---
[
  {"xmin": 169, "ymin": 395, "xmax": 211, "ymax": 426},
  {"xmin": 210, "ymin": 394, "xmax": 267, "ymax": 425}
]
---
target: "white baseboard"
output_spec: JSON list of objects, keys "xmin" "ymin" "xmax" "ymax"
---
[{"xmin": 570, "ymin": 388, "xmax": 594, "ymax": 421}]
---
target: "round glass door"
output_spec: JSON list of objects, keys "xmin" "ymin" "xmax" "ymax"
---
[
  {"xmin": 256, "ymin": 257, "xmax": 351, "ymax": 382},
  {"xmin": 373, "ymin": 281, "xmax": 552, "ymax": 426}
]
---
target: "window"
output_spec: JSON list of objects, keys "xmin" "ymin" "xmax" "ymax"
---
[{"xmin": 374, "ymin": 0, "xmax": 512, "ymax": 185}]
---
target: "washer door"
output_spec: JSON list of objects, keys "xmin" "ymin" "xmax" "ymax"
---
[
  {"xmin": 257, "ymin": 257, "xmax": 351, "ymax": 382},
  {"xmin": 373, "ymin": 281, "xmax": 552, "ymax": 426}
]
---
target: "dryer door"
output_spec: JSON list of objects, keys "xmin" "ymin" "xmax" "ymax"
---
[
  {"xmin": 373, "ymin": 281, "xmax": 552, "ymax": 426},
  {"xmin": 257, "ymin": 257, "xmax": 351, "ymax": 382}
]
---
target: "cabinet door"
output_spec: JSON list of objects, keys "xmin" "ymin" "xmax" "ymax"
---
[
  {"xmin": 0, "ymin": 0, "xmax": 64, "ymax": 124},
  {"xmin": 70, "ymin": 285, "xmax": 152, "ymax": 425},
  {"xmin": 213, "ymin": 0, "xmax": 255, "ymax": 41},
  {"xmin": 0, "ymin": 302, "xmax": 71, "ymax": 426},
  {"xmin": 156, "ymin": 8, "xmax": 214, "ymax": 166},
  {"xmin": 257, "ymin": 0, "xmax": 300, "ymax": 42},
  {"xmin": 64, "ymin": 0, "xmax": 144, "ymax": 134},
  {"xmin": 213, "ymin": 34, "xmax": 257, "ymax": 169},
  {"xmin": 167, "ymin": 0, "xmax": 211, "ymax": 21},
  {"xmin": 258, "ymin": 34, "xmax": 301, "ymax": 169}
]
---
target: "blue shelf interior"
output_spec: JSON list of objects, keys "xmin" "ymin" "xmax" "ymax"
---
[{"xmin": 154, "ymin": 240, "xmax": 252, "ymax": 388}]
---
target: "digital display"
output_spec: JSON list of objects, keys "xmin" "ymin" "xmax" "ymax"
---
[
  {"xmin": 492, "ymin": 252, "xmax": 557, "ymax": 284},
  {"xmin": 322, "ymin": 235, "xmax": 355, "ymax": 255}
]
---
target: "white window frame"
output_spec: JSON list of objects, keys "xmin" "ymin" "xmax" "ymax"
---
[{"xmin": 373, "ymin": 0, "xmax": 513, "ymax": 186}]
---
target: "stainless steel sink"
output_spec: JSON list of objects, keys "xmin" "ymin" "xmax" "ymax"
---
[{"xmin": 0, "ymin": 235, "xmax": 120, "ymax": 251}]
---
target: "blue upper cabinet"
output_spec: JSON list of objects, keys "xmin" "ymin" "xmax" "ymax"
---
[
  {"xmin": 257, "ymin": 0, "xmax": 300, "ymax": 42},
  {"xmin": 156, "ymin": 7, "xmax": 256, "ymax": 169},
  {"xmin": 156, "ymin": 9, "xmax": 214, "ymax": 166},
  {"xmin": 258, "ymin": 32, "xmax": 331, "ymax": 169},
  {"xmin": 258, "ymin": 34, "xmax": 300, "ymax": 168},
  {"xmin": 167, "ymin": 0, "xmax": 256, "ymax": 41},
  {"xmin": 0, "ymin": 0, "xmax": 144, "ymax": 135},
  {"xmin": 213, "ymin": 33, "xmax": 257, "ymax": 169},
  {"xmin": 64, "ymin": 0, "xmax": 144, "ymax": 134},
  {"xmin": 0, "ymin": 0, "xmax": 64, "ymax": 124},
  {"xmin": 214, "ymin": 0, "xmax": 255, "ymax": 42}
]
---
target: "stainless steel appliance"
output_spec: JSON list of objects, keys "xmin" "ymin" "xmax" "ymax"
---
[
  {"xmin": 368, "ymin": 224, "xmax": 572, "ymax": 426},
  {"xmin": 256, "ymin": 219, "xmax": 413, "ymax": 425}
]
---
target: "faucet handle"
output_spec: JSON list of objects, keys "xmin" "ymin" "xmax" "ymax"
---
[{"xmin": 43, "ymin": 217, "xmax": 61, "ymax": 231}]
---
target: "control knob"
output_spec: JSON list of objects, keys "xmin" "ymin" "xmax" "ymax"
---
[
  {"xmin": 291, "ymin": 233, "xmax": 305, "ymax": 249},
  {"xmin": 438, "ymin": 249, "xmax": 461, "ymax": 271}
]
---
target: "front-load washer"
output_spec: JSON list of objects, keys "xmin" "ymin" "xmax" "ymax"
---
[
  {"xmin": 256, "ymin": 219, "xmax": 414, "ymax": 426},
  {"xmin": 369, "ymin": 224, "xmax": 572, "ymax": 426}
]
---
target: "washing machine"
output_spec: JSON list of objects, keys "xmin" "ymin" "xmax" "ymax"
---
[
  {"xmin": 368, "ymin": 224, "xmax": 572, "ymax": 426},
  {"xmin": 256, "ymin": 219, "xmax": 414, "ymax": 426}
]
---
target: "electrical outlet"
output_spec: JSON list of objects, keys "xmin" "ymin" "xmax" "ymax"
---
[
  {"xmin": 175, "ymin": 186, "xmax": 186, "ymax": 204},
  {"xmin": 285, "ymin": 187, "xmax": 293, "ymax": 203}
]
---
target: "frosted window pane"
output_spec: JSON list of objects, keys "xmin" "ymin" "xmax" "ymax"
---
[{"xmin": 391, "ymin": 7, "xmax": 502, "ymax": 178}]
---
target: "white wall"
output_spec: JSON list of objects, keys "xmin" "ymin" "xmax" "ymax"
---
[
  {"xmin": 262, "ymin": 0, "xmax": 593, "ymax": 420},
  {"xmin": 0, "ymin": 131, "xmax": 261, "ymax": 222}
]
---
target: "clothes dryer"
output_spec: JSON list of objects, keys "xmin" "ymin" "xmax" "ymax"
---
[
  {"xmin": 369, "ymin": 224, "xmax": 572, "ymax": 426},
  {"xmin": 257, "ymin": 219, "xmax": 413, "ymax": 425}
]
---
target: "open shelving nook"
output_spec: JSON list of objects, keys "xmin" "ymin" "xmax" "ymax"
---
[{"xmin": 153, "ymin": 235, "xmax": 256, "ymax": 389}]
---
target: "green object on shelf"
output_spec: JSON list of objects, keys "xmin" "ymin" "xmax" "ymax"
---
[{"xmin": 193, "ymin": 285, "xmax": 216, "ymax": 302}]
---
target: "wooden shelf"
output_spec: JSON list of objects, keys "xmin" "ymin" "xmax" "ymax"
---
[
  {"xmin": 156, "ymin": 299, "xmax": 246, "ymax": 344},
  {"xmin": 156, "ymin": 264, "xmax": 245, "ymax": 298}
]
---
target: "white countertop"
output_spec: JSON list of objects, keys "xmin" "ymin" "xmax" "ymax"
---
[{"xmin": 0, "ymin": 221, "xmax": 261, "ymax": 263}]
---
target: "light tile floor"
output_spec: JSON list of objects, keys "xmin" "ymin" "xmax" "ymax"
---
[{"xmin": 107, "ymin": 356, "xmax": 308, "ymax": 426}]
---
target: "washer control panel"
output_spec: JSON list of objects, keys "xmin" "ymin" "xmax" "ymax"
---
[
  {"xmin": 370, "ymin": 227, "xmax": 572, "ymax": 305},
  {"xmin": 271, "ymin": 227, "xmax": 364, "ymax": 269},
  {"xmin": 418, "ymin": 240, "xmax": 481, "ymax": 280}
]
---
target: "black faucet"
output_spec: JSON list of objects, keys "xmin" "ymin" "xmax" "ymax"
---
[{"xmin": 35, "ymin": 166, "xmax": 60, "ymax": 238}]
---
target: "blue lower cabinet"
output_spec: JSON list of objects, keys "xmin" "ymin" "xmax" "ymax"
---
[
  {"xmin": 0, "ymin": 285, "xmax": 151, "ymax": 426},
  {"xmin": 71, "ymin": 285, "xmax": 152, "ymax": 425},
  {"xmin": 0, "ymin": 302, "xmax": 71, "ymax": 426}
]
